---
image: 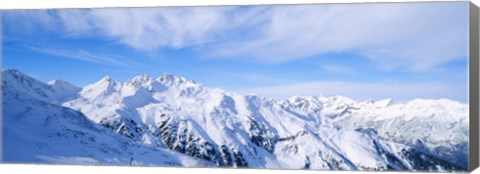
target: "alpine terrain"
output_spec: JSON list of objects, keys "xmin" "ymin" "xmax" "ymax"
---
[{"xmin": 1, "ymin": 69, "xmax": 469, "ymax": 172}]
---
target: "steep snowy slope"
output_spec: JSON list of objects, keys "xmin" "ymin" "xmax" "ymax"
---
[
  {"xmin": 1, "ymin": 69, "xmax": 468, "ymax": 172},
  {"xmin": 1, "ymin": 69, "xmax": 208, "ymax": 166}
]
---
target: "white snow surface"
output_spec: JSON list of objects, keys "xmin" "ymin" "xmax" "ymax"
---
[{"xmin": 1, "ymin": 69, "xmax": 469, "ymax": 172}]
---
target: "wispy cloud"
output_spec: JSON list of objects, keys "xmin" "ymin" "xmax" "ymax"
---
[
  {"xmin": 23, "ymin": 45, "xmax": 143, "ymax": 69},
  {"xmin": 4, "ymin": 2, "xmax": 468, "ymax": 72},
  {"xmin": 6, "ymin": 8, "xmax": 239, "ymax": 51},
  {"xmin": 210, "ymin": 3, "xmax": 468, "ymax": 72},
  {"xmin": 238, "ymin": 80, "xmax": 467, "ymax": 103}
]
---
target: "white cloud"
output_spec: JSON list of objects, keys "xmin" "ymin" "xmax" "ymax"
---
[
  {"xmin": 238, "ymin": 80, "xmax": 468, "ymax": 103},
  {"xmin": 211, "ymin": 3, "xmax": 468, "ymax": 72},
  {"xmin": 54, "ymin": 8, "xmax": 238, "ymax": 50},
  {"xmin": 5, "ymin": 2, "xmax": 469, "ymax": 72}
]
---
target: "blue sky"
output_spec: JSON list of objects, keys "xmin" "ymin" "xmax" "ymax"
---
[{"xmin": 2, "ymin": 2, "xmax": 470, "ymax": 102}]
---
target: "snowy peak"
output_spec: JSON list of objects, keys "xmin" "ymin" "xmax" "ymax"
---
[
  {"xmin": 3, "ymin": 69, "xmax": 24, "ymax": 76},
  {"xmin": 48, "ymin": 80, "xmax": 81, "ymax": 101},
  {"xmin": 374, "ymin": 98, "xmax": 393, "ymax": 108},
  {"xmin": 2, "ymin": 69, "xmax": 55, "ymax": 101},
  {"xmin": 90, "ymin": 76, "xmax": 120, "ymax": 88},
  {"xmin": 157, "ymin": 72, "xmax": 199, "ymax": 87},
  {"xmin": 98, "ymin": 76, "xmax": 115, "ymax": 84},
  {"xmin": 3, "ymin": 69, "xmax": 46, "ymax": 88},
  {"xmin": 2, "ymin": 69, "xmax": 82, "ymax": 102},
  {"xmin": 48, "ymin": 79, "xmax": 81, "ymax": 99},
  {"xmin": 124, "ymin": 74, "xmax": 153, "ymax": 90},
  {"xmin": 127, "ymin": 74, "xmax": 152, "ymax": 84},
  {"xmin": 153, "ymin": 72, "xmax": 211, "ymax": 98},
  {"xmin": 124, "ymin": 74, "xmax": 167, "ymax": 93},
  {"xmin": 320, "ymin": 95, "xmax": 356, "ymax": 105},
  {"xmin": 79, "ymin": 76, "xmax": 122, "ymax": 102},
  {"xmin": 400, "ymin": 98, "xmax": 468, "ymax": 120},
  {"xmin": 285, "ymin": 96, "xmax": 324, "ymax": 114},
  {"xmin": 82, "ymin": 75, "xmax": 120, "ymax": 92},
  {"xmin": 48, "ymin": 79, "xmax": 76, "ymax": 88},
  {"xmin": 406, "ymin": 98, "xmax": 464, "ymax": 108}
]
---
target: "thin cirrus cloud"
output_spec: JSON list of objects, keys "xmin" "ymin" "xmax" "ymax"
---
[
  {"xmin": 3, "ymin": 2, "xmax": 468, "ymax": 72},
  {"xmin": 23, "ymin": 45, "xmax": 143, "ymax": 69}
]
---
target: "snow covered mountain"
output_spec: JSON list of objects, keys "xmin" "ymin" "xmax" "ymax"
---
[
  {"xmin": 2, "ymin": 69, "xmax": 210, "ymax": 166},
  {"xmin": 1, "ymin": 69, "xmax": 469, "ymax": 172}
]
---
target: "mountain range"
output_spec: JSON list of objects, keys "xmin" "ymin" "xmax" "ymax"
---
[{"xmin": 1, "ymin": 69, "xmax": 469, "ymax": 172}]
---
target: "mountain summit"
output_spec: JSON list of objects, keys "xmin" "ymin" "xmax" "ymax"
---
[{"xmin": 2, "ymin": 69, "xmax": 469, "ymax": 171}]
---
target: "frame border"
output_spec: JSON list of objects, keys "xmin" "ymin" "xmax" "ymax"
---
[{"xmin": 469, "ymin": 2, "xmax": 479, "ymax": 172}]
